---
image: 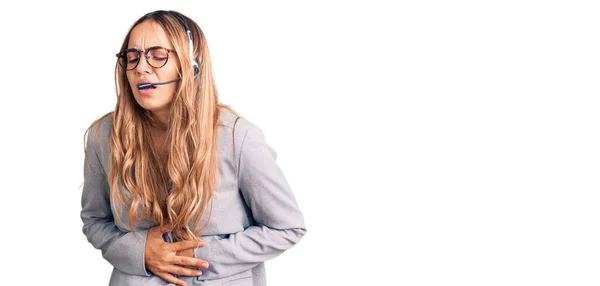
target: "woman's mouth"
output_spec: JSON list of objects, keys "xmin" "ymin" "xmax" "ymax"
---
[{"xmin": 137, "ymin": 84, "xmax": 156, "ymax": 96}]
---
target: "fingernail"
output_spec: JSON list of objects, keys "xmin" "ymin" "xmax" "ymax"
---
[
  {"xmin": 197, "ymin": 271, "xmax": 203, "ymax": 276},
  {"xmin": 202, "ymin": 262, "xmax": 209, "ymax": 268}
]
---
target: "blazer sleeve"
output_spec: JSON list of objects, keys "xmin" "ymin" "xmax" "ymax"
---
[
  {"xmin": 194, "ymin": 124, "xmax": 307, "ymax": 279},
  {"xmin": 80, "ymin": 126, "xmax": 151, "ymax": 277}
]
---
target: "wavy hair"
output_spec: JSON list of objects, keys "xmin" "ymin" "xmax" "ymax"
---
[{"xmin": 85, "ymin": 10, "xmax": 234, "ymax": 239}]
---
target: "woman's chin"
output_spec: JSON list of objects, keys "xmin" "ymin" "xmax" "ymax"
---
[{"xmin": 136, "ymin": 100, "xmax": 168, "ymax": 114}]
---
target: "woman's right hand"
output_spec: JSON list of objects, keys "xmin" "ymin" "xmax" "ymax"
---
[{"xmin": 144, "ymin": 224, "xmax": 209, "ymax": 286}]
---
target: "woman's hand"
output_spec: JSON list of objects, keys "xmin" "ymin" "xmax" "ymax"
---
[
  {"xmin": 173, "ymin": 228, "xmax": 198, "ymax": 266},
  {"xmin": 145, "ymin": 224, "xmax": 209, "ymax": 286}
]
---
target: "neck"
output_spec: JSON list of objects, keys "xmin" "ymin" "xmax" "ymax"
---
[{"xmin": 149, "ymin": 110, "xmax": 169, "ymax": 131}]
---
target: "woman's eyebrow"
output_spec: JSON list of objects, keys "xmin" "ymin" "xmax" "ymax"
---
[
  {"xmin": 125, "ymin": 46, "xmax": 169, "ymax": 52},
  {"xmin": 146, "ymin": 45, "xmax": 171, "ymax": 50}
]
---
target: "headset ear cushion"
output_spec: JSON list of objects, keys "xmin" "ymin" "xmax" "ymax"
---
[{"xmin": 193, "ymin": 61, "xmax": 199, "ymax": 76}]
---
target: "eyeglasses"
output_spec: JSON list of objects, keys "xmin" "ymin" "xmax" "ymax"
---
[{"xmin": 116, "ymin": 46, "xmax": 176, "ymax": 70}]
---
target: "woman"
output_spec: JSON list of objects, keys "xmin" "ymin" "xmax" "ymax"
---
[{"xmin": 81, "ymin": 10, "xmax": 306, "ymax": 286}]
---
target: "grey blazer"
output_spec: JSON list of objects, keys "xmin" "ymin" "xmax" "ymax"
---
[{"xmin": 80, "ymin": 108, "xmax": 306, "ymax": 286}]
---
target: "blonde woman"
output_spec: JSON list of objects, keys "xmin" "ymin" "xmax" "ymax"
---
[{"xmin": 81, "ymin": 10, "xmax": 306, "ymax": 286}]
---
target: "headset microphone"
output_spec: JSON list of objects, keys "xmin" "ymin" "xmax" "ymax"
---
[{"xmin": 137, "ymin": 78, "xmax": 181, "ymax": 90}]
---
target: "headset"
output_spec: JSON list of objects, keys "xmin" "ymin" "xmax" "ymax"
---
[
  {"xmin": 137, "ymin": 11, "xmax": 199, "ymax": 90},
  {"xmin": 171, "ymin": 12, "xmax": 200, "ymax": 77}
]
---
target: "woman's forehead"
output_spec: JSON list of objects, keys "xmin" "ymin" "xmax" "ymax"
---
[{"xmin": 128, "ymin": 21, "xmax": 172, "ymax": 49}]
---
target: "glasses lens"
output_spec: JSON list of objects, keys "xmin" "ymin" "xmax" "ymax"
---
[
  {"xmin": 125, "ymin": 51, "xmax": 140, "ymax": 70},
  {"xmin": 117, "ymin": 52, "xmax": 127, "ymax": 69},
  {"xmin": 148, "ymin": 48, "xmax": 169, "ymax": 68},
  {"xmin": 117, "ymin": 50, "xmax": 140, "ymax": 70}
]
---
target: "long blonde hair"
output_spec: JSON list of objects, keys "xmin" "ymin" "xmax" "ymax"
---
[{"xmin": 85, "ymin": 10, "xmax": 232, "ymax": 238}]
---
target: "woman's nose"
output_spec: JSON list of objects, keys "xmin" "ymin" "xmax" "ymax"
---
[{"xmin": 135, "ymin": 55, "xmax": 152, "ymax": 75}]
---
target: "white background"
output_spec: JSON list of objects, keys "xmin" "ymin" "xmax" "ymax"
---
[{"xmin": 1, "ymin": 0, "xmax": 599, "ymax": 285}]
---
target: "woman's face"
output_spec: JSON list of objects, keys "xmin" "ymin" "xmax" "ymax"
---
[{"xmin": 126, "ymin": 20, "xmax": 180, "ymax": 116}]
